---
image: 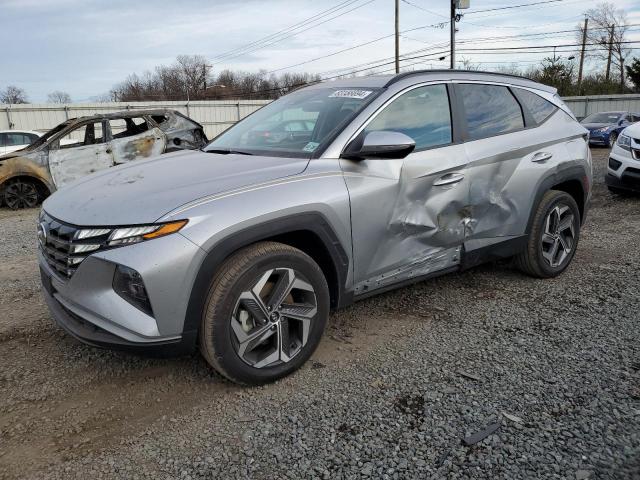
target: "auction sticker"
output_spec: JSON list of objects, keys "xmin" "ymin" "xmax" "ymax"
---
[
  {"xmin": 329, "ymin": 89, "xmax": 372, "ymax": 99},
  {"xmin": 303, "ymin": 142, "xmax": 320, "ymax": 152}
]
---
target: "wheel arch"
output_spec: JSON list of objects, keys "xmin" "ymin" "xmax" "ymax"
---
[
  {"xmin": 526, "ymin": 165, "xmax": 589, "ymax": 234},
  {"xmin": 0, "ymin": 173, "xmax": 53, "ymax": 203},
  {"xmin": 182, "ymin": 212, "xmax": 351, "ymax": 340}
]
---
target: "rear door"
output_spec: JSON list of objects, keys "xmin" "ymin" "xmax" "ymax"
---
[
  {"xmin": 340, "ymin": 83, "xmax": 470, "ymax": 294},
  {"xmin": 457, "ymin": 82, "xmax": 566, "ymax": 243},
  {"xmin": 108, "ymin": 116, "xmax": 166, "ymax": 164},
  {"xmin": 48, "ymin": 121, "xmax": 113, "ymax": 188}
]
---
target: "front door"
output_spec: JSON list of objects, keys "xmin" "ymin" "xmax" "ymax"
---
[
  {"xmin": 339, "ymin": 83, "xmax": 469, "ymax": 296},
  {"xmin": 48, "ymin": 121, "xmax": 113, "ymax": 188},
  {"xmin": 108, "ymin": 117, "xmax": 166, "ymax": 164}
]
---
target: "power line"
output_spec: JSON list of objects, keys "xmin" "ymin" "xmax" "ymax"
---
[
  {"xmin": 209, "ymin": 0, "xmax": 378, "ymax": 66},
  {"xmin": 466, "ymin": 0, "xmax": 566, "ymax": 15},
  {"xmin": 208, "ymin": 0, "xmax": 360, "ymax": 62}
]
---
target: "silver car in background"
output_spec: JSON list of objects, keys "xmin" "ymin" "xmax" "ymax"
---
[{"xmin": 38, "ymin": 71, "xmax": 592, "ymax": 385}]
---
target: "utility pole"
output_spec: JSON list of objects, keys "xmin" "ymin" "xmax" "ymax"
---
[
  {"xmin": 450, "ymin": 1, "xmax": 469, "ymax": 69},
  {"xmin": 450, "ymin": 0, "xmax": 456, "ymax": 69},
  {"xmin": 395, "ymin": 0, "xmax": 400, "ymax": 73},
  {"xmin": 605, "ymin": 24, "xmax": 614, "ymax": 81},
  {"xmin": 577, "ymin": 16, "xmax": 588, "ymax": 95}
]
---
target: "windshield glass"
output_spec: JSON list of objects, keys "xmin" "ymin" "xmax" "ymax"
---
[
  {"xmin": 582, "ymin": 112, "xmax": 623, "ymax": 124},
  {"xmin": 22, "ymin": 121, "xmax": 72, "ymax": 151},
  {"xmin": 204, "ymin": 87, "xmax": 380, "ymax": 157}
]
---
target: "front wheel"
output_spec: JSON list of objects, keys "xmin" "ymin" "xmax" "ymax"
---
[
  {"xmin": 3, "ymin": 179, "xmax": 39, "ymax": 209},
  {"xmin": 608, "ymin": 132, "xmax": 618, "ymax": 148},
  {"xmin": 515, "ymin": 190, "xmax": 581, "ymax": 278},
  {"xmin": 199, "ymin": 241, "xmax": 330, "ymax": 385}
]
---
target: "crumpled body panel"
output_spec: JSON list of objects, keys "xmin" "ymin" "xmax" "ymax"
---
[{"xmin": 341, "ymin": 143, "xmax": 470, "ymax": 294}]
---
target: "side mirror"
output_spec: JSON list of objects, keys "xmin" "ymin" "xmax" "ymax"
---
[{"xmin": 342, "ymin": 131, "xmax": 415, "ymax": 160}]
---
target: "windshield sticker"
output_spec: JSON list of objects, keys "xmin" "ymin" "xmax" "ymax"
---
[
  {"xmin": 303, "ymin": 142, "xmax": 320, "ymax": 152},
  {"xmin": 329, "ymin": 89, "xmax": 373, "ymax": 99}
]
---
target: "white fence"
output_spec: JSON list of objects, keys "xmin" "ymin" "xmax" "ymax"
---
[
  {"xmin": 562, "ymin": 94, "xmax": 640, "ymax": 119},
  {"xmin": 0, "ymin": 100, "xmax": 271, "ymax": 140},
  {"xmin": 2, "ymin": 94, "xmax": 640, "ymax": 138}
]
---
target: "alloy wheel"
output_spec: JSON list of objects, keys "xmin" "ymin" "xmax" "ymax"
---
[
  {"xmin": 541, "ymin": 204, "xmax": 575, "ymax": 268},
  {"xmin": 231, "ymin": 267, "xmax": 317, "ymax": 368},
  {"xmin": 4, "ymin": 181, "xmax": 38, "ymax": 209}
]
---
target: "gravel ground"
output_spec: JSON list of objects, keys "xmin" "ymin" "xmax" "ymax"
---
[{"xmin": 0, "ymin": 148, "xmax": 638, "ymax": 480}]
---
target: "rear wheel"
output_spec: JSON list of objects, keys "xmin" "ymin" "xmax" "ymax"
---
[
  {"xmin": 515, "ymin": 190, "xmax": 581, "ymax": 278},
  {"xmin": 3, "ymin": 179, "xmax": 39, "ymax": 209},
  {"xmin": 199, "ymin": 241, "xmax": 329, "ymax": 385}
]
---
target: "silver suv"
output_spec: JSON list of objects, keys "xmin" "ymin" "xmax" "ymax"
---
[{"xmin": 38, "ymin": 71, "xmax": 592, "ymax": 385}]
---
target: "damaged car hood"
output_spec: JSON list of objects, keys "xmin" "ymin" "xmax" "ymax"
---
[{"xmin": 43, "ymin": 150, "xmax": 310, "ymax": 225}]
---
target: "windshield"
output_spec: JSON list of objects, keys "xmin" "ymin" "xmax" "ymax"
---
[
  {"xmin": 582, "ymin": 112, "xmax": 623, "ymax": 124},
  {"xmin": 204, "ymin": 87, "xmax": 380, "ymax": 157},
  {"xmin": 22, "ymin": 121, "xmax": 72, "ymax": 151}
]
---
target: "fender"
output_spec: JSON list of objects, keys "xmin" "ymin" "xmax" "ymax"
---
[
  {"xmin": 0, "ymin": 171, "xmax": 55, "ymax": 195},
  {"xmin": 182, "ymin": 212, "xmax": 351, "ymax": 342},
  {"xmin": 525, "ymin": 164, "xmax": 589, "ymax": 234}
]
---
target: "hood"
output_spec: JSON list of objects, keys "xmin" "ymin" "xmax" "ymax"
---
[
  {"xmin": 43, "ymin": 150, "xmax": 310, "ymax": 225},
  {"xmin": 581, "ymin": 122, "xmax": 612, "ymax": 131},
  {"xmin": 620, "ymin": 122, "xmax": 640, "ymax": 138}
]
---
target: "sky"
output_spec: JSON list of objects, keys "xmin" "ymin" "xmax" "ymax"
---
[{"xmin": 1, "ymin": 0, "xmax": 639, "ymax": 103}]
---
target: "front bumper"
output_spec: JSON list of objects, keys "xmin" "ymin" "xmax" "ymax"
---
[
  {"xmin": 606, "ymin": 147, "xmax": 640, "ymax": 192},
  {"xmin": 41, "ymin": 270, "xmax": 196, "ymax": 354},
  {"xmin": 38, "ymin": 227, "xmax": 206, "ymax": 353}
]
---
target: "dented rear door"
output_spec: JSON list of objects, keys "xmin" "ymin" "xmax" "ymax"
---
[{"xmin": 340, "ymin": 83, "xmax": 469, "ymax": 295}]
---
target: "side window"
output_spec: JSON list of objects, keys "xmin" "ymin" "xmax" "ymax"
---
[
  {"xmin": 0, "ymin": 133, "xmax": 6, "ymax": 147},
  {"xmin": 26, "ymin": 133, "xmax": 40, "ymax": 143},
  {"xmin": 5, "ymin": 133, "xmax": 29, "ymax": 146},
  {"xmin": 515, "ymin": 89, "xmax": 557, "ymax": 124},
  {"xmin": 60, "ymin": 122, "xmax": 105, "ymax": 148},
  {"xmin": 624, "ymin": 114, "xmax": 633, "ymax": 123},
  {"xmin": 109, "ymin": 117, "xmax": 150, "ymax": 140},
  {"xmin": 364, "ymin": 84, "xmax": 452, "ymax": 151},
  {"xmin": 459, "ymin": 84, "xmax": 524, "ymax": 140},
  {"xmin": 633, "ymin": 115, "xmax": 640, "ymax": 123},
  {"xmin": 151, "ymin": 114, "xmax": 169, "ymax": 126}
]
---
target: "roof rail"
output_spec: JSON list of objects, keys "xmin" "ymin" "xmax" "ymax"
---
[{"xmin": 383, "ymin": 69, "xmax": 536, "ymax": 87}]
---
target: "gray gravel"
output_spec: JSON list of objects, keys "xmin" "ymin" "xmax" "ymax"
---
[{"xmin": 0, "ymin": 148, "xmax": 638, "ymax": 479}]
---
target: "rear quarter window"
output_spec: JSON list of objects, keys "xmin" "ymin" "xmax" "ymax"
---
[
  {"xmin": 459, "ymin": 84, "xmax": 524, "ymax": 140},
  {"xmin": 515, "ymin": 89, "xmax": 558, "ymax": 124}
]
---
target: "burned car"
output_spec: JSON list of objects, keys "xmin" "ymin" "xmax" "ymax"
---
[{"xmin": 0, "ymin": 109, "xmax": 207, "ymax": 209}]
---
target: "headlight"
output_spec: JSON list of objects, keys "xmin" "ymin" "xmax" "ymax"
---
[
  {"xmin": 74, "ymin": 219, "xmax": 188, "ymax": 248},
  {"xmin": 617, "ymin": 134, "xmax": 631, "ymax": 151},
  {"xmin": 594, "ymin": 127, "xmax": 608, "ymax": 133}
]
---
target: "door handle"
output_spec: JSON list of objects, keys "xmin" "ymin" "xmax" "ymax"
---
[
  {"xmin": 433, "ymin": 172, "xmax": 465, "ymax": 186},
  {"xmin": 531, "ymin": 151, "xmax": 552, "ymax": 163}
]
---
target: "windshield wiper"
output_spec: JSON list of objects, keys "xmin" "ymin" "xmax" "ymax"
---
[{"xmin": 205, "ymin": 148, "xmax": 254, "ymax": 155}]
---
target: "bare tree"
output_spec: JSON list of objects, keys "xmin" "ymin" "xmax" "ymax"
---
[
  {"xmin": 47, "ymin": 90, "xmax": 72, "ymax": 103},
  {"xmin": 0, "ymin": 85, "xmax": 28, "ymax": 104},
  {"xmin": 579, "ymin": 2, "xmax": 631, "ymax": 92},
  {"xmin": 459, "ymin": 58, "xmax": 481, "ymax": 71}
]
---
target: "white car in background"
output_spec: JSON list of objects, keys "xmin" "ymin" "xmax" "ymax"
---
[
  {"xmin": 606, "ymin": 122, "xmax": 640, "ymax": 195},
  {"xmin": 0, "ymin": 130, "xmax": 41, "ymax": 155}
]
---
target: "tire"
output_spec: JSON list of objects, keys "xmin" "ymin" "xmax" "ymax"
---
[
  {"xmin": 608, "ymin": 186, "xmax": 633, "ymax": 197},
  {"xmin": 199, "ymin": 241, "xmax": 330, "ymax": 385},
  {"xmin": 3, "ymin": 178, "xmax": 39, "ymax": 210},
  {"xmin": 515, "ymin": 190, "xmax": 581, "ymax": 278},
  {"xmin": 608, "ymin": 132, "xmax": 618, "ymax": 148}
]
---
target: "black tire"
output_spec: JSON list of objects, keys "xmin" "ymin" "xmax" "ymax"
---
[
  {"xmin": 3, "ymin": 178, "xmax": 39, "ymax": 210},
  {"xmin": 607, "ymin": 186, "xmax": 633, "ymax": 196},
  {"xmin": 515, "ymin": 190, "xmax": 581, "ymax": 278},
  {"xmin": 199, "ymin": 241, "xmax": 330, "ymax": 385},
  {"xmin": 608, "ymin": 132, "xmax": 618, "ymax": 148}
]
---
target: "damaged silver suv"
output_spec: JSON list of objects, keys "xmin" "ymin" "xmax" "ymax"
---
[{"xmin": 38, "ymin": 71, "xmax": 592, "ymax": 385}]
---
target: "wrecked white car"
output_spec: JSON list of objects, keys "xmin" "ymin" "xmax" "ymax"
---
[{"xmin": 0, "ymin": 109, "xmax": 207, "ymax": 209}]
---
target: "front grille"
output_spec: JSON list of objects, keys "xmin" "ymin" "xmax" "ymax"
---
[
  {"xmin": 39, "ymin": 212, "xmax": 111, "ymax": 279},
  {"xmin": 622, "ymin": 167, "xmax": 640, "ymax": 187}
]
